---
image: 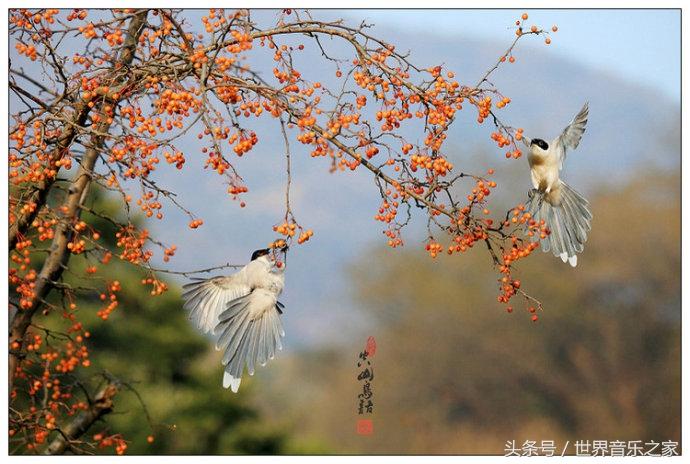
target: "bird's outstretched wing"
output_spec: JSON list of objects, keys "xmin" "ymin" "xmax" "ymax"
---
[
  {"xmin": 214, "ymin": 290, "xmax": 285, "ymax": 393},
  {"xmin": 553, "ymin": 102, "xmax": 589, "ymax": 170},
  {"xmin": 181, "ymin": 275, "xmax": 250, "ymax": 334}
]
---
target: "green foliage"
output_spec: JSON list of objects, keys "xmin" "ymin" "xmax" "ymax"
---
[{"xmin": 51, "ymin": 191, "xmax": 295, "ymax": 454}]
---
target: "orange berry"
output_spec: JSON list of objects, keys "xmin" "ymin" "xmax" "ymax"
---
[{"xmin": 521, "ymin": 13, "xmax": 528, "ymax": 20}]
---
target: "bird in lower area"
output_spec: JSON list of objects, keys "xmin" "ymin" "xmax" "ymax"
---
[
  {"xmin": 181, "ymin": 248, "xmax": 286, "ymax": 392},
  {"xmin": 521, "ymin": 102, "xmax": 592, "ymax": 267}
]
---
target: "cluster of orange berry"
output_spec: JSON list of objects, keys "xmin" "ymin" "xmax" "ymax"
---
[
  {"xmin": 203, "ymin": 152, "xmax": 231, "ymax": 175},
  {"xmin": 505, "ymin": 148, "xmax": 523, "ymax": 159},
  {"xmin": 54, "ymin": 340, "xmax": 90, "ymax": 373},
  {"xmin": 136, "ymin": 192, "xmax": 164, "ymax": 219},
  {"xmin": 233, "ymin": 132, "xmax": 258, "ymax": 156},
  {"xmin": 384, "ymin": 228, "xmax": 404, "ymax": 248},
  {"xmin": 163, "ymin": 150, "xmax": 186, "ymax": 169},
  {"xmin": 213, "ymin": 55, "xmax": 237, "ymax": 73},
  {"xmin": 425, "ymin": 241, "xmax": 443, "ymax": 258},
  {"xmin": 115, "ymin": 226, "xmax": 153, "ymax": 264},
  {"xmin": 297, "ymin": 108, "xmax": 317, "ymax": 128},
  {"xmin": 297, "ymin": 130, "xmax": 317, "ymax": 145},
  {"xmin": 201, "ymin": 9, "xmax": 229, "ymax": 33},
  {"xmin": 32, "ymin": 9, "xmax": 59, "ymax": 24},
  {"xmin": 427, "ymin": 102, "xmax": 457, "ymax": 127},
  {"xmin": 163, "ymin": 245, "xmax": 177, "ymax": 263},
  {"xmin": 324, "ymin": 112, "xmax": 360, "ymax": 138},
  {"xmin": 96, "ymin": 282, "xmax": 121, "ymax": 319},
  {"xmin": 409, "ymin": 154, "xmax": 454, "ymax": 176},
  {"xmin": 15, "ymin": 42, "xmax": 38, "ymax": 61},
  {"xmin": 105, "ymin": 28, "xmax": 124, "ymax": 47},
  {"xmin": 66, "ymin": 238, "xmax": 86, "ymax": 254},
  {"xmin": 101, "ymin": 251, "xmax": 113, "ymax": 265},
  {"xmin": 139, "ymin": 14, "xmax": 174, "ymax": 49},
  {"xmin": 31, "ymin": 428, "xmax": 50, "ymax": 448},
  {"xmin": 94, "ymin": 433, "xmax": 128, "ymax": 455},
  {"xmin": 445, "ymin": 228, "xmax": 485, "ymax": 255},
  {"xmin": 72, "ymin": 53, "xmax": 93, "ymax": 69},
  {"xmin": 297, "ymin": 229, "xmax": 314, "ymax": 244},
  {"xmin": 142, "ymin": 276, "xmax": 168, "ymax": 296},
  {"xmin": 495, "ymin": 96, "xmax": 511, "ymax": 109},
  {"xmin": 490, "ymin": 130, "xmax": 512, "ymax": 148},
  {"xmin": 79, "ymin": 22, "xmax": 98, "ymax": 39},
  {"xmin": 121, "ymin": 146, "xmax": 161, "ymax": 180},
  {"xmin": 514, "ymin": 127, "xmax": 524, "ymax": 142},
  {"xmin": 24, "ymin": 333, "xmax": 43, "ymax": 352},
  {"xmin": 156, "ymin": 88, "xmax": 200, "ymax": 116},
  {"xmin": 10, "ymin": 251, "xmax": 32, "ymax": 281},
  {"xmin": 9, "ymin": 9, "xmax": 35, "ymax": 28},
  {"xmin": 273, "ymin": 221, "xmax": 297, "ymax": 237},
  {"xmin": 374, "ymin": 199, "xmax": 398, "ymax": 224},
  {"xmin": 216, "ymin": 85, "xmax": 241, "ymax": 104},
  {"xmin": 227, "ymin": 29, "xmax": 253, "ymax": 54},
  {"xmin": 189, "ymin": 47, "xmax": 210, "ymax": 69},
  {"xmin": 365, "ymin": 145, "xmax": 379, "ymax": 159},
  {"xmin": 66, "ymin": 9, "xmax": 88, "ymax": 21},
  {"xmin": 272, "ymin": 66, "xmax": 294, "ymax": 85},
  {"xmin": 235, "ymin": 100, "xmax": 266, "ymax": 118},
  {"xmin": 475, "ymin": 96, "xmax": 492, "ymax": 123},
  {"xmin": 10, "ymin": 267, "xmax": 37, "ymax": 309},
  {"xmin": 270, "ymin": 239, "xmax": 287, "ymax": 249},
  {"xmin": 497, "ymin": 272, "xmax": 524, "ymax": 304},
  {"xmin": 9, "ymin": 122, "xmax": 27, "ymax": 150},
  {"xmin": 227, "ymin": 184, "xmax": 248, "ymax": 196},
  {"xmin": 189, "ymin": 219, "xmax": 204, "ymax": 229}
]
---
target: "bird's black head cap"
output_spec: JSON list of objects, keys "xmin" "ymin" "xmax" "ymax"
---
[
  {"xmin": 531, "ymin": 138, "xmax": 549, "ymax": 150},
  {"xmin": 250, "ymin": 248, "xmax": 270, "ymax": 261}
]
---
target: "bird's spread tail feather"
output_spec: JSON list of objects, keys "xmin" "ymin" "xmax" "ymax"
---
[
  {"xmin": 526, "ymin": 181, "xmax": 592, "ymax": 267},
  {"xmin": 214, "ymin": 295, "xmax": 285, "ymax": 393}
]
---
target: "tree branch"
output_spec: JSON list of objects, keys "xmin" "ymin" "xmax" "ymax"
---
[{"xmin": 44, "ymin": 382, "xmax": 118, "ymax": 455}]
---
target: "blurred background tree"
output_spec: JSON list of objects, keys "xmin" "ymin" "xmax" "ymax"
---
[{"xmin": 253, "ymin": 169, "xmax": 680, "ymax": 454}]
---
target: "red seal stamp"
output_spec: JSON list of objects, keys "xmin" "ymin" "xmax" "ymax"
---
[
  {"xmin": 356, "ymin": 418, "xmax": 373, "ymax": 435},
  {"xmin": 365, "ymin": 336, "xmax": 376, "ymax": 357}
]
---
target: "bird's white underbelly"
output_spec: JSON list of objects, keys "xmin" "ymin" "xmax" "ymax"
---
[
  {"xmin": 528, "ymin": 156, "xmax": 559, "ymax": 192},
  {"xmin": 247, "ymin": 288, "xmax": 277, "ymax": 319}
]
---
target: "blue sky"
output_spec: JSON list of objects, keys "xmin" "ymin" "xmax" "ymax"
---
[
  {"xmin": 8, "ymin": 9, "xmax": 681, "ymax": 349},
  {"xmin": 341, "ymin": 9, "xmax": 680, "ymax": 101}
]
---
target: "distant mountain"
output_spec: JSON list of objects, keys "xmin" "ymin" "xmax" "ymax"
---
[
  {"xmin": 346, "ymin": 24, "xmax": 679, "ymax": 185},
  {"xmin": 147, "ymin": 20, "xmax": 679, "ymax": 349}
]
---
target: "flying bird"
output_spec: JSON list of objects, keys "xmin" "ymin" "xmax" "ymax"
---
[
  {"xmin": 181, "ymin": 248, "xmax": 286, "ymax": 392},
  {"xmin": 521, "ymin": 102, "xmax": 592, "ymax": 267}
]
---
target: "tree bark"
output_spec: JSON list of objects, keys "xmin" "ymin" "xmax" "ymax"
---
[{"xmin": 44, "ymin": 382, "xmax": 119, "ymax": 455}]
